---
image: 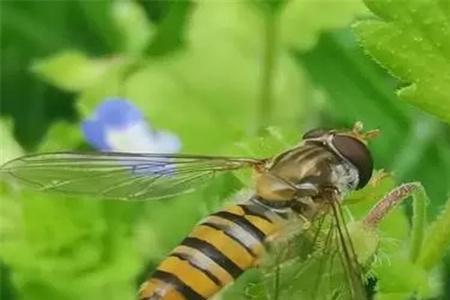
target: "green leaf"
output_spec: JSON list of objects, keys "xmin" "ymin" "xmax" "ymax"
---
[
  {"xmin": 252, "ymin": 0, "xmax": 288, "ymax": 15},
  {"xmin": 375, "ymin": 254, "xmax": 430, "ymax": 299},
  {"xmin": 37, "ymin": 121, "xmax": 83, "ymax": 151},
  {"xmin": 418, "ymin": 198, "xmax": 450, "ymax": 271},
  {"xmin": 227, "ymin": 126, "xmax": 298, "ymax": 158},
  {"xmin": 280, "ymin": 0, "xmax": 366, "ymax": 51},
  {"xmin": 354, "ymin": 0, "xmax": 450, "ymax": 123},
  {"xmin": 78, "ymin": 2, "xmax": 309, "ymax": 153},
  {"xmin": 0, "ymin": 119, "xmax": 24, "ymax": 164},
  {"xmin": 145, "ymin": 1, "xmax": 191, "ymax": 56},
  {"xmin": 111, "ymin": 0, "xmax": 154, "ymax": 55},
  {"xmin": 32, "ymin": 50, "xmax": 131, "ymax": 92},
  {"xmin": 32, "ymin": 51, "xmax": 123, "ymax": 92},
  {"xmin": 297, "ymin": 31, "xmax": 411, "ymax": 160},
  {"xmin": 77, "ymin": 1, "xmax": 118, "ymax": 52},
  {"xmin": 0, "ymin": 184, "xmax": 142, "ymax": 300}
]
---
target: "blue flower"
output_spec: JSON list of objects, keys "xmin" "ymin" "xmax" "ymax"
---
[{"xmin": 82, "ymin": 98, "xmax": 181, "ymax": 153}]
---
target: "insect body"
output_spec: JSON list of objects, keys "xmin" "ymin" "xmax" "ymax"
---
[
  {"xmin": 0, "ymin": 123, "xmax": 378, "ymax": 300},
  {"xmin": 139, "ymin": 199, "xmax": 290, "ymax": 300},
  {"xmin": 138, "ymin": 125, "xmax": 374, "ymax": 300}
]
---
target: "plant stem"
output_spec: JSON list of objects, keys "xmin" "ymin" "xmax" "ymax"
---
[
  {"xmin": 363, "ymin": 182, "xmax": 419, "ymax": 228},
  {"xmin": 257, "ymin": 12, "xmax": 278, "ymax": 135},
  {"xmin": 273, "ymin": 263, "xmax": 281, "ymax": 300},
  {"xmin": 363, "ymin": 182, "xmax": 429, "ymax": 264},
  {"xmin": 417, "ymin": 197, "xmax": 450, "ymax": 271},
  {"xmin": 410, "ymin": 184, "xmax": 428, "ymax": 263}
]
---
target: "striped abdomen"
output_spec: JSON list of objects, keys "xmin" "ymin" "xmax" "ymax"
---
[{"xmin": 139, "ymin": 199, "xmax": 287, "ymax": 300}]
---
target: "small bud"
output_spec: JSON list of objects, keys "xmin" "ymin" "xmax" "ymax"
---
[{"xmin": 347, "ymin": 220, "xmax": 379, "ymax": 264}]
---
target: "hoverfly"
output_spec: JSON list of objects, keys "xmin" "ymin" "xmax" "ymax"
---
[{"xmin": 1, "ymin": 122, "xmax": 379, "ymax": 300}]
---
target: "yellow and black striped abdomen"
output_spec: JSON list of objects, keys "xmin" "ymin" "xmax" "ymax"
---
[{"xmin": 139, "ymin": 198, "xmax": 287, "ymax": 300}]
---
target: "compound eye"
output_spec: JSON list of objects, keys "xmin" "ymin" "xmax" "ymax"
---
[
  {"xmin": 302, "ymin": 128, "xmax": 328, "ymax": 140},
  {"xmin": 332, "ymin": 135, "xmax": 373, "ymax": 189}
]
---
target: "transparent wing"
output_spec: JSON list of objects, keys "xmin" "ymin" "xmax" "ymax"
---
[
  {"xmin": 330, "ymin": 201, "xmax": 368, "ymax": 300},
  {"xmin": 0, "ymin": 152, "xmax": 265, "ymax": 201},
  {"xmin": 258, "ymin": 202, "xmax": 368, "ymax": 300}
]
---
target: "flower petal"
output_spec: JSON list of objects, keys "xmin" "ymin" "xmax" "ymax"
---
[
  {"xmin": 105, "ymin": 121, "xmax": 155, "ymax": 153},
  {"xmin": 82, "ymin": 98, "xmax": 181, "ymax": 153},
  {"xmin": 152, "ymin": 131, "xmax": 182, "ymax": 153},
  {"xmin": 94, "ymin": 98, "xmax": 147, "ymax": 129},
  {"xmin": 81, "ymin": 120, "xmax": 110, "ymax": 151}
]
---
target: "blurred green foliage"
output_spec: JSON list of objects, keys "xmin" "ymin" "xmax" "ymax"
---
[
  {"xmin": 1, "ymin": 1, "xmax": 449, "ymax": 300},
  {"xmin": 354, "ymin": 0, "xmax": 450, "ymax": 123}
]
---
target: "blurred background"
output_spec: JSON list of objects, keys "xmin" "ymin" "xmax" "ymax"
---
[{"xmin": 1, "ymin": 1, "xmax": 449, "ymax": 300}]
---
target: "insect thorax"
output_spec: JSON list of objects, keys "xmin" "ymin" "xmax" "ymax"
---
[{"xmin": 254, "ymin": 142, "xmax": 359, "ymax": 208}]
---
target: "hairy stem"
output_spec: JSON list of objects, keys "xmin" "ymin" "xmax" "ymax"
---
[
  {"xmin": 363, "ymin": 182, "xmax": 420, "ymax": 228},
  {"xmin": 257, "ymin": 12, "xmax": 278, "ymax": 135},
  {"xmin": 363, "ymin": 182, "xmax": 429, "ymax": 264}
]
